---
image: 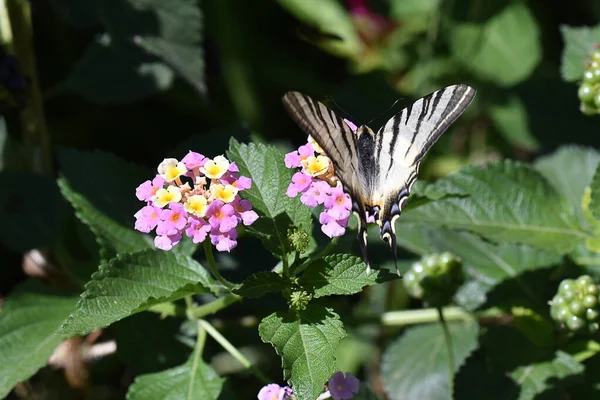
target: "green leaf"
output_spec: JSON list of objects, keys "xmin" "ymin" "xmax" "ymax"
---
[
  {"xmin": 448, "ymin": 2, "xmax": 541, "ymax": 86},
  {"xmin": 421, "ymin": 228, "xmax": 561, "ymax": 309},
  {"xmin": 589, "ymin": 163, "xmax": 600, "ymax": 221},
  {"xmin": 233, "ymin": 271, "xmax": 288, "ymax": 298},
  {"xmin": 390, "ymin": 0, "xmax": 439, "ymax": 18},
  {"xmin": 60, "ymin": 0, "xmax": 205, "ymax": 103},
  {"xmin": 489, "ymin": 95, "xmax": 539, "ymax": 151},
  {"xmin": 381, "ymin": 321, "xmax": 480, "ymax": 400},
  {"xmin": 0, "ymin": 281, "xmax": 78, "ymax": 398},
  {"xmin": 302, "ymin": 254, "xmax": 399, "ymax": 298},
  {"xmin": 127, "ymin": 352, "xmax": 226, "ymax": 400},
  {"xmin": 560, "ymin": 24, "xmax": 600, "ymax": 82},
  {"xmin": 510, "ymin": 351, "xmax": 585, "ymax": 400},
  {"xmin": 534, "ymin": 146, "xmax": 600, "ymax": 230},
  {"xmin": 60, "ymin": 249, "xmax": 220, "ymax": 336},
  {"xmin": 227, "ymin": 139, "xmax": 312, "ymax": 257},
  {"xmin": 259, "ymin": 305, "xmax": 346, "ymax": 400},
  {"xmin": 59, "ymin": 177, "xmax": 152, "ymax": 257},
  {"xmin": 0, "ymin": 172, "xmax": 67, "ymax": 252},
  {"xmin": 402, "ymin": 160, "xmax": 587, "ymax": 253},
  {"xmin": 276, "ymin": 0, "xmax": 362, "ymax": 58}
]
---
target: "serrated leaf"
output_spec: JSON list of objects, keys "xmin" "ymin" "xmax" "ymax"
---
[
  {"xmin": 276, "ymin": 0, "xmax": 362, "ymax": 58},
  {"xmin": 0, "ymin": 172, "xmax": 67, "ymax": 252},
  {"xmin": 560, "ymin": 24, "xmax": 600, "ymax": 82},
  {"xmin": 259, "ymin": 306, "xmax": 346, "ymax": 400},
  {"xmin": 449, "ymin": 2, "xmax": 541, "ymax": 86},
  {"xmin": 127, "ymin": 352, "xmax": 225, "ymax": 400},
  {"xmin": 534, "ymin": 146, "xmax": 600, "ymax": 230},
  {"xmin": 233, "ymin": 271, "xmax": 288, "ymax": 298},
  {"xmin": 510, "ymin": 351, "xmax": 585, "ymax": 400},
  {"xmin": 489, "ymin": 95, "xmax": 539, "ymax": 151},
  {"xmin": 590, "ymin": 163, "xmax": 600, "ymax": 221},
  {"xmin": 302, "ymin": 254, "xmax": 398, "ymax": 298},
  {"xmin": 402, "ymin": 160, "xmax": 588, "ymax": 253},
  {"xmin": 59, "ymin": 177, "xmax": 152, "ymax": 257},
  {"xmin": 227, "ymin": 139, "xmax": 312, "ymax": 258},
  {"xmin": 60, "ymin": 250, "xmax": 220, "ymax": 336},
  {"xmin": 0, "ymin": 281, "xmax": 78, "ymax": 398},
  {"xmin": 381, "ymin": 321, "xmax": 480, "ymax": 400}
]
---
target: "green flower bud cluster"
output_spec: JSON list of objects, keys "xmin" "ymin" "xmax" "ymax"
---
[
  {"xmin": 403, "ymin": 252, "xmax": 464, "ymax": 307},
  {"xmin": 578, "ymin": 49, "xmax": 600, "ymax": 115},
  {"xmin": 550, "ymin": 275, "xmax": 600, "ymax": 334}
]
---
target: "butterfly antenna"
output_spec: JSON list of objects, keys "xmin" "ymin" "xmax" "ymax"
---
[
  {"xmin": 325, "ymin": 95, "xmax": 357, "ymax": 124},
  {"xmin": 366, "ymin": 97, "xmax": 404, "ymax": 127}
]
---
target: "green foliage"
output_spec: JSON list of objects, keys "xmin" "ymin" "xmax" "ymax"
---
[
  {"xmin": 0, "ymin": 281, "xmax": 78, "ymax": 399},
  {"xmin": 60, "ymin": 250, "xmax": 219, "ymax": 336},
  {"xmin": 126, "ymin": 351, "xmax": 227, "ymax": 400},
  {"xmin": 404, "ymin": 252, "xmax": 464, "ymax": 307},
  {"xmin": 259, "ymin": 305, "xmax": 346, "ymax": 400},
  {"xmin": 302, "ymin": 254, "xmax": 398, "ymax": 298},
  {"xmin": 403, "ymin": 161, "xmax": 588, "ymax": 253},
  {"xmin": 489, "ymin": 95, "xmax": 539, "ymax": 151},
  {"xmin": 591, "ymin": 163, "xmax": 600, "ymax": 221},
  {"xmin": 233, "ymin": 271, "xmax": 288, "ymax": 298},
  {"xmin": 227, "ymin": 139, "xmax": 312, "ymax": 258},
  {"xmin": 510, "ymin": 351, "xmax": 585, "ymax": 400},
  {"xmin": 381, "ymin": 321, "xmax": 480, "ymax": 400},
  {"xmin": 57, "ymin": 0, "xmax": 205, "ymax": 103},
  {"xmin": 448, "ymin": 1, "xmax": 541, "ymax": 86},
  {"xmin": 560, "ymin": 24, "xmax": 600, "ymax": 82}
]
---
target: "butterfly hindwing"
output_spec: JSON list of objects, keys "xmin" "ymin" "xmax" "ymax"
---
[{"xmin": 282, "ymin": 85, "xmax": 477, "ymax": 274}]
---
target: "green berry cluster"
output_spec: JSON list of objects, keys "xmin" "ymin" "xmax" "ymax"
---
[
  {"xmin": 550, "ymin": 275, "xmax": 600, "ymax": 334},
  {"xmin": 403, "ymin": 252, "xmax": 464, "ymax": 307},
  {"xmin": 578, "ymin": 49, "xmax": 600, "ymax": 115}
]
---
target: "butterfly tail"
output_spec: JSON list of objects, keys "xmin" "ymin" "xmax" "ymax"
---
[{"xmin": 380, "ymin": 218, "xmax": 401, "ymax": 277}]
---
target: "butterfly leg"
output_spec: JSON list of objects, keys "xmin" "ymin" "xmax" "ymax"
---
[{"xmin": 352, "ymin": 201, "xmax": 371, "ymax": 273}]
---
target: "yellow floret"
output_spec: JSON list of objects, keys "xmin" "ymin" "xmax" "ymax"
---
[
  {"xmin": 157, "ymin": 158, "xmax": 187, "ymax": 182},
  {"xmin": 302, "ymin": 155, "xmax": 330, "ymax": 176},
  {"xmin": 152, "ymin": 186, "xmax": 182, "ymax": 207},
  {"xmin": 184, "ymin": 195, "xmax": 208, "ymax": 217},
  {"xmin": 308, "ymin": 135, "xmax": 325, "ymax": 155},
  {"xmin": 211, "ymin": 184, "xmax": 239, "ymax": 203},
  {"xmin": 200, "ymin": 155, "xmax": 230, "ymax": 179}
]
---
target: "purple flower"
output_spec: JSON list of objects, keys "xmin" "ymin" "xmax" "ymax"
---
[
  {"xmin": 185, "ymin": 216, "xmax": 211, "ymax": 243},
  {"xmin": 300, "ymin": 181, "xmax": 330, "ymax": 207},
  {"xmin": 285, "ymin": 143, "xmax": 315, "ymax": 168},
  {"xmin": 136, "ymin": 175, "xmax": 165, "ymax": 202},
  {"xmin": 328, "ymin": 371, "xmax": 359, "ymax": 400},
  {"xmin": 154, "ymin": 232, "xmax": 182, "ymax": 251},
  {"xmin": 286, "ymin": 172, "xmax": 313, "ymax": 197},
  {"xmin": 181, "ymin": 151, "xmax": 207, "ymax": 169},
  {"xmin": 134, "ymin": 205, "xmax": 161, "ymax": 233},
  {"xmin": 257, "ymin": 384, "xmax": 293, "ymax": 400},
  {"xmin": 320, "ymin": 211, "xmax": 349, "ymax": 238},
  {"xmin": 156, "ymin": 203, "xmax": 188, "ymax": 235},
  {"xmin": 324, "ymin": 186, "xmax": 351, "ymax": 220},
  {"xmin": 206, "ymin": 201, "xmax": 239, "ymax": 233},
  {"xmin": 232, "ymin": 198, "xmax": 259, "ymax": 225},
  {"xmin": 211, "ymin": 227, "xmax": 238, "ymax": 252},
  {"xmin": 343, "ymin": 118, "xmax": 358, "ymax": 132}
]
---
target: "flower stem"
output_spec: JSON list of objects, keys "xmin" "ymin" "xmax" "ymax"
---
[
  {"xmin": 203, "ymin": 241, "xmax": 236, "ymax": 290},
  {"xmin": 198, "ymin": 319, "xmax": 270, "ymax": 384},
  {"xmin": 188, "ymin": 293, "xmax": 241, "ymax": 319},
  {"xmin": 187, "ymin": 320, "xmax": 207, "ymax": 399},
  {"xmin": 381, "ymin": 306, "xmax": 472, "ymax": 326},
  {"xmin": 437, "ymin": 306, "xmax": 455, "ymax": 398}
]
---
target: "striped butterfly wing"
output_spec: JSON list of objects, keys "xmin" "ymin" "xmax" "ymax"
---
[
  {"xmin": 281, "ymin": 91, "xmax": 366, "ymax": 200},
  {"xmin": 371, "ymin": 84, "xmax": 477, "ymax": 258}
]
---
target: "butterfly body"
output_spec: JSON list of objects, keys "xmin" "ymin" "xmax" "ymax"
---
[{"xmin": 283, "ymin": 85, "xmax": 476, "ymax": 275}]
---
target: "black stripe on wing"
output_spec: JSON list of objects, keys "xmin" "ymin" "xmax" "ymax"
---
[{"xmin": 282, "ymin": 91, "xmax": 361, "ymax": 182}]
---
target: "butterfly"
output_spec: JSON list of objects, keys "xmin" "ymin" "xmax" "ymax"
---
[{"xmin": 282, "ymin": 84, "xmax": 476, "ymax": 275}]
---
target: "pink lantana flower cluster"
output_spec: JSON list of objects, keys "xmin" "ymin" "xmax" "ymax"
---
[
  {"xmin": 134, "ymin": 152, "xmax": 258, "ymax": 252},
  {"xmin": 285, "ymin": 123, "xmax": 358, "ymax": 238},
  {"xmin": 257, "ymin": 384, "xmax": 294, "ymax": 400}
]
